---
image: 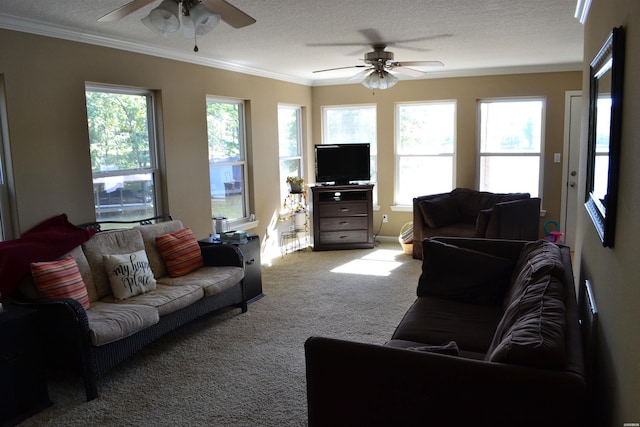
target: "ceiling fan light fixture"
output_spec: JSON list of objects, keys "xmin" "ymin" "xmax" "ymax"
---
[
  {"xmin": 142, "ymin": 0, "xmax": 180, "ymax": 34},
  {"xmin": 187, "ymin": 3, "xmax": 220, "ymax": 36},
  {"xmin": 361, "ymin": 70, "xmax": 398, "ymax": 90}
]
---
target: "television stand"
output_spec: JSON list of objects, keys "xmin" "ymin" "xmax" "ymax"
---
[{"xmin": 310, "ymin": 184, "xmax": 374, "ymax": 250}]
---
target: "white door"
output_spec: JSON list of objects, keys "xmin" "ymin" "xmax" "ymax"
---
[{"xmin": 560, "ymin": 91, "xmax": 582, "ymax": 250}]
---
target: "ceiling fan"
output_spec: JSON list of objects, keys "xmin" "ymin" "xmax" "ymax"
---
[
  {"xmin": 314, "ymin": 44, "xmax": 444, "ymax": 90},
  {"xmin": 311, "ymin": 30, "xmax": 447, "ymax": 90},
  {"xmin": 98, "ymin": 0, "xmax": 256, "ymax": 51}
]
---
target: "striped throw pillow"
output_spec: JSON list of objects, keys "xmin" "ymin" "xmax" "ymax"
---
[
  {"xmin": 31, "ymin": 256, "xmax": 90, "ymax": 309},
  {"xmin": 155, "ymin": 227, "xmax": 204, "ymax": 277}
]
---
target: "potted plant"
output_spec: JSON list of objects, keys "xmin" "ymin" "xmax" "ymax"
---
[{"xmin": 286, "ymin": 176, "xmax": 305, "ymax": 194}]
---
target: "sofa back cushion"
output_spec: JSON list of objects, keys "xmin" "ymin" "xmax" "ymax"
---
[
  {"xmin": 135, "ymin": 220, "xmax": 185, "ymax": 278},
  {"xmin": 505, "ymin": 240, "xmax": 566, "ymax": 310},
  {"xmin": 82, "ymin": 229, "xmax": 146, "ymax": 300},
  {"xmin": 418, "ymin": 195, "xmax": 461, "ymax": 228},
  {"xmin": 486, "ymin": 240, "xmax": 567, "ymax": 368},
  {"xmin": 486, "ymin": 274, "xmax": 566, "ymax": 368},
  {"xmin": 451, "ymin": 188, "xmax": 530, "ymax": 224},
  {"xmin": 418, "ymin": 239, "xmax": 514, "ymax": 305}
]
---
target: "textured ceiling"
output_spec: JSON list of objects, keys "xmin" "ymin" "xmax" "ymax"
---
[{"xmin": 0, "ymin": 0, "xmax": 584, "ymax": 85}]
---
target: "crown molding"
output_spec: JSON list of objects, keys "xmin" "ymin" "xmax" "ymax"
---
[{"xmin": 0, "ymin": 13, "xmax": 313, "ymax": 86}]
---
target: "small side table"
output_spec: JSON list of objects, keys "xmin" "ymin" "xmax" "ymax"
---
[
  {"xmin": 0, "ymin": 303, "xmax": 52, "ymax": 426},
  {"xmin": 199, "ymin": 233, "xmax": 264, "ymax": 303}
]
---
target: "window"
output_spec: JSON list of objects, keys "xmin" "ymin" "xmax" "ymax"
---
[
  {"xmin": 278, "ymin": 105, "xmax": 303, "ymax": 203},
  {"xmin": 478, "ymin": 99, "xmax": 543, "ymax": 197},
  {"xmin": 322, "ymin": 105, "xmax": 377, "ymax": 187},
  {"xmin": 85, "ymin": 85, "xmax": 159, "ymax": 222},
  {"xmin": 206, "ymin": 97, "xmax": 249, "ymax": 225},
  {"xmin": 395, "ymin": 102, "xmax": 456, "ymax": 205}
]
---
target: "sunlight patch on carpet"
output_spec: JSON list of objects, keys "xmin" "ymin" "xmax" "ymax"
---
[{"xmin": 330, "ymin": 248, "xmax": 404, "ymax": 276}]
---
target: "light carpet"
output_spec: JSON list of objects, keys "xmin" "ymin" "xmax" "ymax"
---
[{"xmin": 22, "ymin": 243, "xmax": 421, "ymax": 426}]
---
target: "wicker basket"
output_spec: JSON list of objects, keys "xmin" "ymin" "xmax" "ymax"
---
[{"xmin": 399, "ymin": 221, "xmax": 413, "ymax": 255}]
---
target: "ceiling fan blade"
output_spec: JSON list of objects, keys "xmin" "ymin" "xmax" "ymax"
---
[
  {"xmin": 349, "ymin": 68, "xmax": 373, "ymax": 81},
  {"xmin": 97, "ymin": 0, "xmax": 157, "ymax": 22},
  {"xmin": 313, "ymin": 65, "xmax": 366, "ymax": 73},
  {"xmin": 396, "ymin": 61, "xmax": 444, "ymax": 67},
  {"xmin": 388, "ymin": 34, "xmax": 453, "ymax": 45},
  {"xmin": 392, "ymin": 66, "xmax": 425, "ymax": 77},
  {"xmin": 358, "ymin": 28, "xmax": 384, "ymax": 44},
  {"xmin": 202, "ymin": 0, "xmax": 256, "ymax": 28}
]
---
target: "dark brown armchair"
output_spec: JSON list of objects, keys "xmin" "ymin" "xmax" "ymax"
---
[{"xmin": 412, "ymin": 188, "xmax": 541, "ymax": 259}]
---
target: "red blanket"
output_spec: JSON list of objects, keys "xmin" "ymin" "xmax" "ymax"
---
[{"xmin": 0, "ymin": 214, "xmax": 95, "ymax": 298}]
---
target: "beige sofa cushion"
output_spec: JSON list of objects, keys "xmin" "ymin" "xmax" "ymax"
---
[
  {"xmin": 157, "ymin": 266, "xmax": 244, "ymax": 298},
  {"xmin": 68, "ymin": 245, "xmax": 97, "ymax": 302},
  {"xmin": 86, "ymin": 301, "xmax": 159, "ymax": 346},
  {"xmin": 82, "ymin": 229, "xmax": 146, "ymax": 300},
  {"xmin": 100, "ymin": 283, "xmax": 204, "ymax": 316},
  {"xmin": 135, "ymin": 220, "xmax": 185, "ymax": 279}
]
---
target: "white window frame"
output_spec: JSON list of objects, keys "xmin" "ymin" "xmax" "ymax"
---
[
  {"xmin": 477, "ymin": 98, "xmax": 545, "ymax": 198},
  {"xmin": 85, "ymin": 84, "xmax": 161, "ymax": 222},
  {"xmin": 394, "ymin": 101, "xmax": 457, "ymax": 206},
  {"xmin": 206, "ymin": 96, "xmax": 250, "ymax": 228},
  {"xmin": 278, "ymin": 104, "xmax": 304, "ymax": 204}
]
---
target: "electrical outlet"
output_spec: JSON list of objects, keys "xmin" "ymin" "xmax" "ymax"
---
[{"xmin": 382, "ymin": 214, "xmax": 388, "ymax": 223}]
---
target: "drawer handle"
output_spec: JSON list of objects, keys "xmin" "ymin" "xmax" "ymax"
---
[
  {"xmin": 340, "ymin": 221, "xmax": 349, "ymax": 225},
  {"xmin": 339, "ymin": 235, "xmax": 348, "ymax": 239},
  {"xmin": 338, "ymin": 208, "xmax": 350, "ymax": 212}
]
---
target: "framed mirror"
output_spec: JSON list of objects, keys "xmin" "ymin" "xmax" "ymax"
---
[{"xmin": 585, "ymin": 27, "xmax": 625, "ymax": 248}]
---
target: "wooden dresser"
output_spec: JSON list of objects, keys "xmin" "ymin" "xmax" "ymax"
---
[{"xmin": 310, "ymin": 184, "xmax": 374, "ymax": 250}]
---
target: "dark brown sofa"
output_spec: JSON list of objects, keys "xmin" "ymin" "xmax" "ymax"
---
[
  {"xmin": 305, "ymin": 237, "xmax": 585, "ymax": 427},
  {"xmin": 412, "ymin": 188, "xmax": 541, "ymax": 259}
]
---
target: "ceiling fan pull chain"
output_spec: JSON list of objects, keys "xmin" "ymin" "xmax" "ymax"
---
[{"xmin": 194, "ymin": 33, "xmax": 199, "ymax": 52}]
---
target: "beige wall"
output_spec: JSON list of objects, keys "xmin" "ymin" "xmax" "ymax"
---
[
  {"xmin": 576, "ymin": 0, "xmax": 640, "ymax": 425},
  {"xmin": 0, "ymin": 29, "xmax": 312, "ymax": 250},
  {"xmin": 0, "ymin": 28, "xmax": 582, "ymax": 251},
  {"xmin": 312, "ymin": 72, "xmax": 581, "ymax": 236}
]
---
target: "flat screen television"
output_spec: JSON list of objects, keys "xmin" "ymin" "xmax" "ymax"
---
[{"xmin": 315, "ymin": 143, "xmax": 371, "ymax": 185}]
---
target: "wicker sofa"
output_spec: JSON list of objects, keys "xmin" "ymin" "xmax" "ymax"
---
[
  {"xmin": 412, "ymin": 188, "xmax": 541, "ymax": 259},
  {"xmin": 15, "ymin": 218, "xmax": 247, "ymax": 401},
  {"xmin": 306, "ymin": 238, "xmax": 585, "ymax": 427}
]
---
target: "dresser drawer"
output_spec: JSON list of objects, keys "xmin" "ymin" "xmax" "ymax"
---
[
  {"xmin": 319, "ymin": 230, "xmax": 369, "ymax": 245},
  {"xmin": 319, "ymin": 216, "xmax": 368, "ymax": 231},
  {"xmin": 318, "ymin": 201, "xmax": 368, "ymax": 218}
]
